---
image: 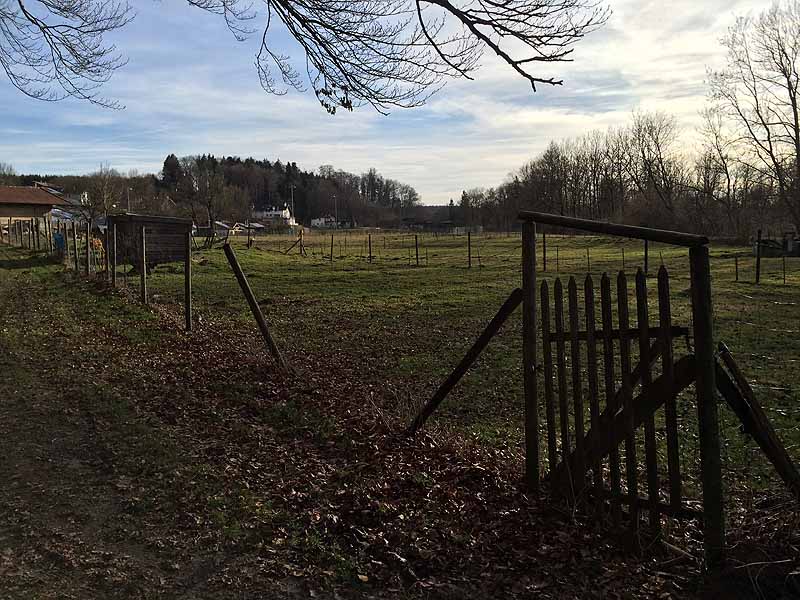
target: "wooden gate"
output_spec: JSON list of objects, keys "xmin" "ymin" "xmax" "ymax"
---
[{"xmin": 520, "ymin": 212, "xmax": 725, "ymax": 568}]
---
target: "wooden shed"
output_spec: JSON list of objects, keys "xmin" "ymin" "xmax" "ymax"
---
[
  {"xmin": 0, "ymin": 186, "xmax": 68, "ymax": 218},
  {"xmin": 105, "ymin": 213, "xmax": 194, "ymax": 331}
]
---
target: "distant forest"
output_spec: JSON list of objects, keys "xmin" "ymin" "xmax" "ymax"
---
[{"xmin": 0, "ymin": 155, "xmax": 426, "ymax": 229}]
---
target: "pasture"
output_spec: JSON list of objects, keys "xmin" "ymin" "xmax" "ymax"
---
[{"xmin": 2, "ymin": 230, "xmax": 799, "ymax": 598}]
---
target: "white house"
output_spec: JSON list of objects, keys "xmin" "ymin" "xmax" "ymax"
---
[{"xmin": 253, "ymin": 206, "xmax": 296, "ymax": 227}]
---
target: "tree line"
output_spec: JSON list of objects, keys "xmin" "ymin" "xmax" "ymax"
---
[
  {"xmin": 458, "ymin": 2, "xmax": 800, "ymax": 241},
  {"xmin": 3, "ymin": 155, "xmax": 421, "ymax": 228}
]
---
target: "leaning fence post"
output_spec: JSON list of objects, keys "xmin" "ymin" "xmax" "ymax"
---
[
  {"xmin": 689, "ymin": 244, "xmax": 725, "ymax": 569},
  {"xmin": 139, "ymin": 225, "xmax": 147, "ymax": 304},
  {"xmin": 522, "ymin": 220, "xmax": 539, "ymax": 493},
  {"xmin": 223, "ymin": 243, "xmax": 288, "ymax": 373}
]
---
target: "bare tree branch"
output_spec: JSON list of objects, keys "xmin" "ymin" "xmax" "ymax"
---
[{"xmin": 1, "ymin": 0, "xmax": 609, "ymax": 112}]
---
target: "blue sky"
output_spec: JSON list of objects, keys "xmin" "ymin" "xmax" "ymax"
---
[{"xmin": 0, "ymin": 0, "xmax": 765, "ymax": 204}]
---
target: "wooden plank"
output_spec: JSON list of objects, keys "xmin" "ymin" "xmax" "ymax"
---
[
  {"xmin": 568, "ymin": 277, "xmax": 586, "ymax": 493},
  {"xmin": 717, "ymin": 343, "xmax": 800, "ymax": 499},
  {"xmin": 223, "ymin": 243, "xmax": 289, "ymax": 373},
  {"xmin": 601, "ymin": 273, "xmax": 622, "ymax": 524},
  {"xmin": 617, "ymin": 271, "xmax": 639, "ymax": 540},
  {"xmin": 584, "ymin": 275, "xmax": 602, "ymax": 489},
  {"xmin": 518, "ymin": 211, "xmax": 709, "ymax": 247},
  {"xmin": 541, "ymin": 280, "xmax": 558, "ymax": 472},
  {"xmin": 658, "ymin": 266, "xmax": 682, "ymax": 515},
  {"xmin": 554, "ymin": 278, "xmax": 573, "ymax": 502},
  {"xmin": 521, "ymin": 222, "xmax": 539, "ymax": 492},
  {"xmin": 636, "ymin": 269, "xmax": 660, "ymax": 532},
  {"xmin": 689, "ymin": 245, "xmax": 725, "ymax": 568},
  {"xmin": 543, "ymin": 325, "xmax": 689, "ymax": 344},
  {"xmin": 406, "ymin": 288, "xmax": 523, "ymax": 435}
]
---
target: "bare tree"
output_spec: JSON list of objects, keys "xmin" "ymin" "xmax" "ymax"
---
[
  {"xmin": 2, "ymin": 0, "xmax": 608, "ymax": 112},
  {"xmin": 0, "ymin": 161, "xmax": 17, "ymax": 184},
  {"xmin": 709, "ymin": 1, "xmax": 800, "ymax": 231},
  {"xmin": 84, "ymin": 164, "xmax": 122, "ymax": 221}
]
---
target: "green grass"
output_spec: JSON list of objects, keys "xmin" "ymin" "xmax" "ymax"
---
[{"xmin": 14, "ymin": 232, "xmax": 800, "ymax": 502}]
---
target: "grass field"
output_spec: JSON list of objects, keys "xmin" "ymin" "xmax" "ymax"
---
[
  {"xmin": 2, "ymin": 230, "xmax": 799, "ymax": 598},
  {"xmin": 136, "ymin": 231, "xmax": 800, "ymax": 498}
]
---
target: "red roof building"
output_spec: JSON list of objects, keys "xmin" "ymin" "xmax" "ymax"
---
[{"xmin": 0, "ymin": 186, "xmax": 68, "ymax": 220}]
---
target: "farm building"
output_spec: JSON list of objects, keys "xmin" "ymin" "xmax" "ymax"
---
[{"xmin": 0, "ymin": 186, "xmax": 68, "ymax": 220}]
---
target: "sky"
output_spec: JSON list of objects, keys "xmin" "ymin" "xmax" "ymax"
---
[{"xmin": 0, "ymin": 0, "xmax": 767, "ymax": 205}]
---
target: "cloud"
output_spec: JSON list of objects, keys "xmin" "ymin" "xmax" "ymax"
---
[{"xmin": 0, "ymin": 0, "xmax": 761, "ymax": 204}]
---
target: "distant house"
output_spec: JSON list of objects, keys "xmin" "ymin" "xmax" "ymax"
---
[
  {"xmin": 253, "ymin": 206, "xmax": 296, "ymax": 227},
  {"xmin": 0, "ymin": 186, "xmax": 68, "ymax": 221},
  {"xmin": 310, "ymin": 215, "xmax": 337, "ymax": 229}
]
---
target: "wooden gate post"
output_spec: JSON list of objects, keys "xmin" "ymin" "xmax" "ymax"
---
[
  {"xmin": 689, "ymin": 245, "xmax": 725, "ymax": 568},
  {"xmin": 140, "ymin": 225, "xmax": 147, "ymax": 304},
  {"xmin": 184, "ymin": 229, "xmax": 192, "ymax": 331},
  {"xmin": 522, "ymin": 220, "xmax": 539, "ymax": 493}
]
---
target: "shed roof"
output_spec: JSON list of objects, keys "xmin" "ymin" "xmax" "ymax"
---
[
  {"xmin": 107, "ymin": 212, "xmax": 193, "ymax": 228},
  {"xmin": 0, "ymin": 186, "xmax": 68, "ymax": 206}
]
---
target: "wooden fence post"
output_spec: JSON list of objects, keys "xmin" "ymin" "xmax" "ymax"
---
[
  {"xmin": 644, "ymin": 239, "xmax": 649, "ymax": 275},
  {"xmin": 140, "ymin": 225, "xmax": 147, "ymax": 304},
  {"xmin": 755, "ymin": 229, "xmax": 762, "ymax": 284},
  {"xmin": 368, "ymin": 234, "xmax": 372, "ymax": 263},
  {"xmin": 542, "ymin": 230, "xmax": 547, "ymax": 272},
  {"xmin": 72, "ymin": 223, "xmax": 79, "ymax": 271},
  {"xmin": 415, "ymin": 234, "xmax": 419, "ymax": 267},
  {"xmin": 85, "ymin": 221, "xmax": 91, "ymax": 276},
  {"xmin": 223, "ymin": 243, "xmax": 288, "ymax": 372},
  {"xmin": 185, "ymin": 229, "xmax": 192, "ymax": 331},
  {"xmin": 522, "ymin": 220, "xmax": 539, "ymax": 493},
  {"xmin": 330, "ymin": 234, "xmax": 334, "ymax": 262},
  {"xmin": 468, "ymin": 231, "xmax": 472, "ymax": 268},
  {"xmin": 689, "ymin": 245, "xmax": 725, "ymax": 569},
  {"xmin": 111, "ymin": 224, "xmax": 117, "ymax": 288}
]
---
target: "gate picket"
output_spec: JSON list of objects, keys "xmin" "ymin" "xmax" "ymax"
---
[
  {"xmin": 554, "ymin": 279, "xmax": 573, "ymax": 502},
  {"xmin": 617, "ymin": 271, "xmax": 639, "ymax": 539},
  {"xmin": 636, "ymin": 269, "xmax": 661, "ymax": 532},
  {"xmin": 658, "ymin": 267, "xmax": 682, "ymax": 513},
  {"xmin": 568, "ymin": 277, "xmax": 586, "ymax": 493},
  {"xmin": 540, "ymin": 281, "xmax": 558, "ymax": 471},
  {"xmin": 584, "ymin": 275, "xmax": 602, "ymax": 492},
  {"xmin": 601, "ymin": 274, "xmax": 623, "ymax": 524}
]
